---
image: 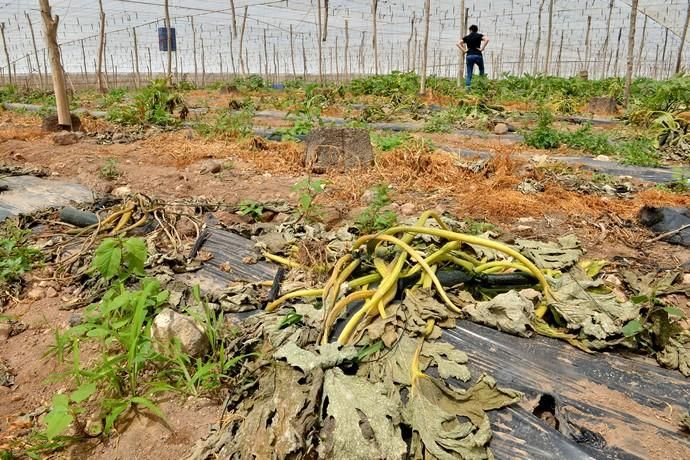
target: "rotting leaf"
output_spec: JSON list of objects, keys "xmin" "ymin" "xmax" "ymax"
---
[
  {"xmin": 274, "ymin": 342, "xmax": 358, "ymax": 373},
  {"xmin": 421, "ymin": 341, "xmax": 472, "ymax": 382},
  {"xmin": 404, "ymin": 375, "xmax": 522, "ymax": 460},
  {"xmin": 320, "ymin": 368, "xmax": 407, "ymax": 460},
  {"xmin": 463, "ymin": 290, "xmax": 535, "ymax": 337},
  {"xmin": 403, "ymin": 288, "xmax": 459, "ymax": 338},
  {"xmin": 656, "ymin": 338, "xmax": 690, "ymax": 377}
]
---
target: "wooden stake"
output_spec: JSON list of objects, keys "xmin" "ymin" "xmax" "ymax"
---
[
  {"xmin": 372, "ymin": 0, "xmax": 379, "ymax": 75},
  {"xmin": 147, "ymin": 47, "xmax": 152, "ymax": 79},
  {"xmin": 191, "ymin": 17, "xmax": 198, "ymax": 85},
  {"xmin": 556, "ymin": 31, "xmax": 564, "ymax": 76},
  {"xmin": 239, "ymin": 6, "xmax": 248, "ymax": 75},
  {"xmin": 0, "ymin": 23, "xmax": 12, "ymax": 85},
  {"xmin": 519, "ymin": 20, "xmax": 529, "ymax": 75},
  {"xmin": 39, "ymin": 0, "xmax": 71, "ymax": 128},
  {"xmin": 290, "ymin": 24, "xmax": 296, "ymax": 79},
  {"xmin": 201, "ymin": 37, "xmax": 206, "ymax": 86},
  {"xmin": 584, "ymin": 15, "xmax": 591, "ymax": 73},
  {"xmin": 323, "ymin": 0, "xmax": 329, "ymax": 41},
  {"xmin": 601, "ymin": 0, "xmax": 614, "ymax": 78},
  {"xmin": 302, "ymin": 36, "xmax": 307, "ymax": 80},
  {"xmin": 676, "ymin": 3, "xmax": 690, "ymax": 73},
  {"xmin": 81, "ymin": 40, "xmax": 87, "ymax": 83},
  {"xmin": 97, "ymin": 0, "xmax": 107, "ymax": 92},
  {"xmin": 407, "ymin": 12, "xmax": 415, "ymax": 72},
  {"xmin": 636, "ymin": 15, "xmax": 647, "ymax": 75},
  {"xmin": 25, "ymin": 13, "xmax": 44, "ymax": 87},
  {"xmin": 457, "ymin": 0, "xmax": 465, "ymax": 85},
  {"xmin": 420, "ymin": 0, "xmax": 430, "ymax": 95},
  {"xmin": 133, "ymin": 28, "xmax": 141, "ymax": 88},
  {"xmin": 624, "ymin": 0, "xmax": 639, "ymax": 107},
  {"xmin": 263, "ymin": 29, "xmax": 269, "ymax": 78},
  {"xmin": 533, "ymin": 0, "xmax": 546, "ymax": 75},
  {"xmin": 544, "ymin": 0, "xmax": 554, "ymax": 75},
  {"xmin": 344, "ymin": 19, "xmax": 350, "ymax": 80},
  {"xmin": 316, "ymin": 0, "xmax": 324, "ymax": 83}
]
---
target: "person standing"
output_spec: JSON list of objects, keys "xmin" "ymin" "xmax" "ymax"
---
[{"xmin": 457, "ymin": 25, "xmax": 489, "ymax": 89}]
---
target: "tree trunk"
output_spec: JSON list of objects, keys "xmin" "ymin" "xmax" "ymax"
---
[
  {"xmin": 0, "ymin": 23, "xmax": 11, "ymax": 85},
  {"xmin": 624, "ymin": 0, "xmax": 639, "ymax": 107},
  {"xmin": 239, "ymin": 6, "xmax": 248, "ymax": 75},
  {"xmin": 676, "ymin": 3, "xmax": 690, "ymax": 73},
  {"xmin": 544, "ymin": 0, "xmax": 555, "ymax": 75},
  {"xmin": 372, "ymin": 0, "xmax": 379, "ymax": 75},
  {"xmin": 533, "ymin": 0, "xmax": 546, "ymax": 75},
  {"xmin": 39, "ymin": 0, "xmax": 71, "ymax": 129},
  {"xmin": 164, "ymin": 0, "xmax": 172, "ymax": 82},
  {"xmin": 229, "ymin": 0, "xmax": 238, "ymax": 38},
  {"xmin": 25, "ymin": 14, "xmax": 44, "ymax": 87},
  {"xmin": 420, "ymin": 0, "xmax": 431, "ymax": 95},
  {"xmin": 457, "ymin": 0, "xmax": 466, "ymax": 85}
]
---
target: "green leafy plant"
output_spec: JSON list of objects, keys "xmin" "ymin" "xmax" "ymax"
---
[
  {"xmin": 196, "ymin": 108, "xmax": 254, "ymax": 139},
  {"xmin": 617, "ymin": 138, "xmax": 661, "ymax": 167},
  {"xmin": 98, "ymin": 88, "xmax": 126, "ymax": 108},
  {"xmin": 236, "ymin": 200, "xmax": 264, "ymax": 220},
  {"xmin": 0, "ymin": 220, "xmax": 42, "ymax": 301},
  {"xmin": 292, "ymin": 178, "xmax": 328, "ymax": 223},
  {"xmin": 98, "ymin": 158, "xmax": 121, "ymax": 180},
  {"xmin": 355, "ymin": 185, "xmax": 398, "ymax": 233},
  {"xmin": 560, "ymin": 124, "xmax": 614, "ymax": 156},
  {"xmin": 370, "ymin": 132, "xmax": 411, "ymax": 151},
  {"xmin": 106, "ymin": 79, "xmax": 183, "ymax": 127},
  {"xmin": 523, "ymin": 109, "xmax": 562, "ymax": 149}
]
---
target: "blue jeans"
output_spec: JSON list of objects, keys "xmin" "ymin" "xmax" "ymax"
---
[{"xmin": 466, "ymin": 54, "xmax": 485, "ymax": 88}]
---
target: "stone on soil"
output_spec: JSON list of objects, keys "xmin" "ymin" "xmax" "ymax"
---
[
  {"xmin": 587, "ymin": 96, "xmax": 617, "ymax": 115},
  {"xmin": 52, "ymin": 131, "xmax": 79, "ymax": 146},
  {"xmin": 151, "ymin": 308, "xmax": 209, "ymax": 358},
  {"xmin": 493, "ymin": 123, "xmax": 509, "ymax": 135}
]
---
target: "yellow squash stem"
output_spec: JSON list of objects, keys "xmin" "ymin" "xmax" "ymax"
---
[
  {"xmin": 475, "ymin": 260, "xmax": 532, "ymax": 274},
  {"xmin": 411, "ymin": 319, "xmax": 436, "ymax": 394},
  {"xmin": 437, "ymin": 254, "xmax": 477, "ymax": 272},
  {"xmin": 327, "ymin": 259, "xmax": 361, "ymax": 309},
  {"xmin": 266, "ymin": 288, "xmax": 323, "ymax": 312},
  {"xmin": 423, "ymin": 265, "xmax": 437, "ymax": 289},
  {"xmin": 321, "ymin": 289, "xmax": 376, "ymax": 345},
  {"xmin": 402, "ymin": 241, "xmax": 461, "ymax": 278},
  {"xmin": 263, "ymin": 252, "xmax": 303, "ymax": 269},
  {"xmin": 379, "ymin": 226, "xmax": 551, "ymax": 299},
  {"xmin": 353, "ymin": 234, "xmax": 459, "ymax": 314},
  {"xmin": 322, "ymin": 255, "xmax": 352, "ymax": 309},
  {"xmin": 337, "ymin": 254, "xmax": 408, "ymax": 345}
]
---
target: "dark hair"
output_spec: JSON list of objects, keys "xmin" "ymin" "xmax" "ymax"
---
[{"xmin": 469, "ymin": 25, "xmax": 479, "ymax": 32}]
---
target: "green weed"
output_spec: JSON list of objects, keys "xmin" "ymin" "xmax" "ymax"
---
[
  {"xmin": 292, "ymin": 178, "xmax": 327, "ymax": 223},
  {"xmin": 236, "ymin": 200, "xmax": 264, "ymax": 220},
  {"xmin": 98, "ymin": 158, "xmax": 121, "ymax": 180},
  {"xmin": 0, "ymin": 220, "xmax": 42, "ymax": 301},
  {"xmin": 196, "ymin": 108, "xmax": 254, "ymax": 139},
  {"xmin": 617, "ymin": 139, "xmax": 661, "ymax": 167},
  {"xmin": 370, "ymin": 132, "xmax": 411, "ymax": 151},
  {"xmin": 106, "ymin": 79, "xmax": 183, "ymax": 127},
  {"xmin": 355, "ymin": 185, "xmax": 398, "ymax": 233}
]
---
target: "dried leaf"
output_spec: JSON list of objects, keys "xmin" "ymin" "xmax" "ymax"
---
[
  {"xmin": 274, "ymin": 342, "xmax": 357, "ymax": 373},
  {"xmin": 321, "ymin": 368, "xmax": 407, "ymax": 460},
  {"xmin": 515, "ymin": 235, "xmax": 582, "ymax": 270},
  {"xmin": 421, "ymin": 341, "xmax": 472, "ymax": 382},
  {"xmin": 656, "ymin": 338, "xmax": 690, "ymax": 377},
  {"xmin": 404, "ymin": 375, "xmax": 521, "ymax": 460},
  {"xmin": 463, "ymin": 290, "xmax": 535, "ymax": 337}
]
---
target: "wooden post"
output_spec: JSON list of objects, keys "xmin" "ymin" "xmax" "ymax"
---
[
  {"xmin": 544, "ymin": 0, "xmax": 555, "ymax": 74},
  {"xmin": 316, "ymin": 0, "xmax": 324, "ymax": 83},
  {"xmin": 229, "ymin": 0, "xmax": 238, "ymax": 38},
  {"xmin": 25, "ymin": 13, "xmax": 44, "ymax": 87},
  {"xmin": 201, "ymin": 37, "xmax": 206, "ymax": 86},
  {"xmin": 584, "ymin": 15, "xmax": 591, "ymax": 73},
  {"xmin": 0, "ymin": 23, "xmax": 11, "ymax": 85},
  {"xmin": 290, "ymin": 24, "xmax": 296, "ymax": 79},
  {"xmin": 519, "ymin": 20, "xmax": 529, "ymax": 75},
  {"xmin": 457, "ymin": 0, "xmax": 465, "ymax": 85},
  {"xmin": 601, "ymin": 0, "xmax": 614, "ymax": 78},
  {"xmin": 229, "ymin": 28, "xmax": 236, "ymax": 76},
  {"xmin": 164, "ymin": 0, "xmax": 172, "ymax": 81},
  {"xmin": 133, "ymin": 28, "xmax": 141, "ymax": 88},
  {"xmin": 191, "ymin": 17, "xmax": 198, "ymax": 85},
  {"xmin": 302, "ymin": 36, "xmax": 307, "ymax": 80},
  {"xmin": 39, "ymin": 0, "xmax": 71, "ymax": 128},
  {"xmin": 372, "ymin": 0, "xmax": 379, "ymax": 75},
  {"xmin": 420, "ymin": 0, "xmax": 431, "ymax": 95},
  {"xmin": 676, "ymin": 3, "xmax": 690, "ymax": 73},
  {"xmin": 344, "ymin": 20, "xmax": 350, "ymax": 80},
  {"xmin": 556, "ymin": 31, "xmax": 564, "ymax": 76},
  {"xmin": 239, "ymin": 6, "xmax": 248, "ymax": 75},
  {"xmin": 624, "ymin": 0, "xmax": 639, "ymax": 107},
  {"xmin": 81, "ymin": 40, "xmax": 87, "ymax": 83},
  {"xmin": 407, "ymin": 12, "xmax": 415, "ymax": 71},
  {"xmin": 147, "ymin": 47, "xmax": 152, "ymax": 79},
  {"xmin": 96, "ymin": 0, "xmax": 107, "ymax": 92},
  {"xmin": 636, "ymin": 15, "xmax": 647, "ymax": 75},
  {"xmin": 533, "ymin": 0, "xmax": 546, "ymax": 75},
  {"xmin": 323, "ymin": 0, "xmax": 329, "ymax": 41},
  {"xmin": 359, "ymin": 31, "xmax": 365, "ymax": 75},
  {"xmin": 614, "ymin": 27, "xmax": 622, "ymax": 76}
]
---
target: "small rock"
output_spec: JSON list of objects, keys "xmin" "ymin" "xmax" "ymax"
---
[
  {"xmin": 604, "ymin": 274, "xmax": 623, "ymax": 287},
  {"xmin": 111, "ymin": 186, "xmax": 132, "ymax": 197},
  {"xmin": 68, "ymin": 313, "xmax": 83, "ymax": 327},
  {"xmin": 52, "ymin": 131, "xmax": 79, "ymax": 146},
  {"xmin": 199, "ymin": 160, "xmax": 222, "ymax": 175},
  {"xmin": 493, "ymin": 123, "xmax": 509, "ymax": 135},
  {"xmin": 594, "ymin": 155, "xmax": 611, "ymax": 162},
  {"xmin": 273, "ymin": 212, "xmax": 291, "ymax": 224},
  {"xmin": 45, "ymin": 287, "xmax": 58, "ymax": 298},
  {"xmin": 0, "ymin": 323, "xmax": 11, "ymax": 341},
  {"xmin": 514, "ymin": 225, "xmax": 532, "ymax": 232},
  {"xmin": 399, "ymin": 203, "xmax": 416, "ymax": 216},
  {"xmin": 151, "ymin": 308, "xmax": 209, "ymax": 359},
  {"xmin": 519, "ymin": 288, "xmax": 542, "ymax": 303},
  {"xmin": 361, "ymin": 189, "xmax": 376, "ymax": 204},
  {"xmin": 683, "ymin": 273, "xmax": 690, "ymax": 285},
  {"xmin": 111, "ymin": 132, "xmax": 126, "ymax": 142},
  {"xmin": 26, "ymin": 288, "xmax": 44, "ymax": 301}
]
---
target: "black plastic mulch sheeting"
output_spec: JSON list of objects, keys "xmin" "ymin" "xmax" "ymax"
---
[
  {"xmin": 196, "ymin": 229, "xmax": 690, "ymax": 459},
  {"xmin": 446, "ymin": 321, "xmax": 690, "ymax": 459}
]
